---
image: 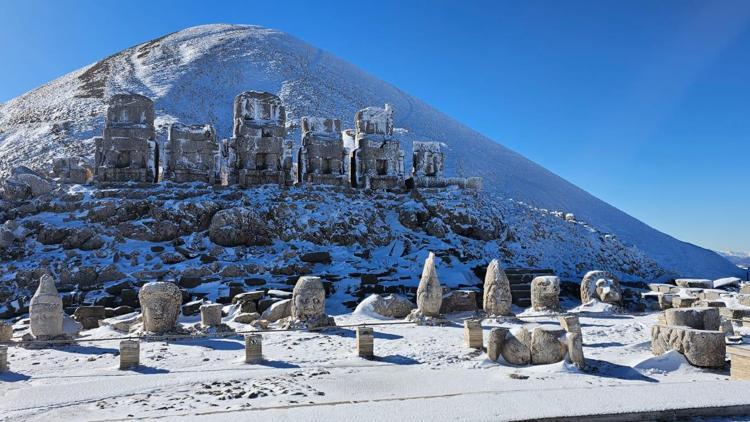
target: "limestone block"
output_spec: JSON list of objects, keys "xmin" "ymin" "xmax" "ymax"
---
[
  {"xmin": 658, "ymin": 293, "xmax": 674, "ymax": 310},
  {"xmin": 720, "ymin": 307, "xmax": 750, "ymax": 321},
  {"xmin": 671, "ymin": 296, "xmax": 698, "ymax": 308},
  {"xmin": 200, "ymin": 303, "xmax": 223, "ymax": 327},
  {"xmin": 244, "ymin": 334, "xmax": 262, "ymax": 363},
  {"xmin": 740, "ymin": 284, "xmax": 750, "ymax": 295},
  {"xmin": 416, "ymin": 252, "xmax": 442, "ymax": 317},
  {"xmin": 665, "ymin": 307, "xmax": 720, "ymax": 331},
  {"xmin": 464, "ymin": 319, "xmax": 483, "ymax": 349},
  {"xmin": 675, "ymin": 279, "xmax": 713, "ymax": 289},
  {"xmin": 483, "ymin": 259, "xmax": 512, "ymax": 316},
  {"xmin": 566, "ymin": 332, "xmax": 586, "ymax": 369},
  {"xmin": 0, "ymin": 323, "xmax": 12, "ymax": 342},
  {"xmin": 356, "ymin": 326, "xmax": 374, "ymax": 358},
  {"xmin": 119, "ymin": 340, "xmax": 140, "ymax": 370},
  {"xmin": 138, "ymin": 282, "xmax": 182, "ymax": 333},
  {"xmin": 720, "ymin": 319, "xmax": 735, "ymax": 336},
  {"xmin": 100, "ymin": 312, "xmax": 140, "ymax": 332},
  {"xmin": 487, "ymin": 327, "xmax": 508, "ymax": 362},
  {"xmin": 531, "ymin": 276, "xmax": 561, "ymax": 312},
  {"xmin": 530, "ymin": 325, "xmax": 567, "ymax": 365},
  {"xmin": 728, "ymin": 345, "xmax": 750, "ymax": 380},
  {"xmin": 651, "ymin": 324, "xmax": 725, "ymax": 368},
  {"xmin": 29, "ymin": 274, "xmax": 64, "ymax": 338}
]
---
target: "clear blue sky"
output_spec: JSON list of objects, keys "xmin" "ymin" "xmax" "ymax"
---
[{"xmin": 1, "ymin": 0, "xmax": 748, "ymax": 252}]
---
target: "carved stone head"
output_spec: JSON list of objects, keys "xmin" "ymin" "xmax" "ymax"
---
[
  {"xmin": 291, "ymin": 276, "xmax": 326, "ymax": 321},
  {"xmin": 581, "ymin": 271, "xmax": 623, "ymax": 306},
  {"xmin": 138, "ymin": 282, "xmax": 182, "ymax": 333},
  {"xmin": 531, "ymin": 276, "xmax": 561, "ymax": 311}
]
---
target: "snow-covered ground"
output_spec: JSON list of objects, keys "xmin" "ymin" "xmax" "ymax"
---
[{"xmin": 2, "ymin": 307, "xmax": 748, "ymax": 421}]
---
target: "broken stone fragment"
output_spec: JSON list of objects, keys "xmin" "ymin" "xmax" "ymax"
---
[{"xmin": 651, "ymin": 324, "xmax": 725, "ymax": 368}]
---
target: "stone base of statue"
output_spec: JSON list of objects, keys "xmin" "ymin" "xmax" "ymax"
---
[{"xmin": 405, "ymin": 309, "xmax": 449, "ymax": 326}]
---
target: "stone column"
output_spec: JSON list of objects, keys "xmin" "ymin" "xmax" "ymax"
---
[
  {"xmin": 0, "ymin": 346, "xmax": 7, "ymax": 372},
  {"xmin": 464, "ymin": 319, "xmax": 483, "ymax": 349},
  {"xmin": 119, "ymin": 340, "xmax": 140, "ymax": 370},
  {"xmin": 245, "ymin": 334, "xmax": 262, "ymax": 363},
  {"xmin": 200, "ymin": 303, "xmax": 223, "ymax": 327},
  {"xmin": 486, "ymin": 327, "xmax": 509, "ymax": 362},
  {"xmin": 566, "ymin": 332, "xmax": 586, "ymax": 369},
  {"xmin": 356, "ymin": 326, "xmax": 374, "ymax": 358},
  {"xmin": 0, "ymin": 323, "xmax": 12, "ymax": 342},
  {"xmin": 558, "ymin": 315, "xmax": 581, "ymax": 334}
]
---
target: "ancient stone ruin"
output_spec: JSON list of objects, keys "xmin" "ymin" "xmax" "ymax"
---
[
  {"xmin": 285, "ymin": 276, "xmax": 335, "ymax": 330},
  {"xmin": 94, "ymin": 93, "xmax": 157, "ymax": 183},
  {"xmin": 138, "ymin": 281, "xmax": 182, "ymax": 333},
  {"xmin": 52, "ymin": 157, "xmax": 93, "ymax": 184},
  {"xmin": 297, "ymin": 117, "xmax": 348, "ymax": 186},
  {"xmin": 580, "ymin": 270, "xmax": 623, "ymax": 307},
  {"xmin": 410, "ymin": 141, "xmax": 481, "ymax": 190},
  {"xmin": 483, "ymin": 259, "xmax": 513, "ymax": 316},
  {"xmin": 349, "ymin": 104, "xmax": 405, "ymax": 189},
  {"xmin": 165, "ymin": 123, "xmax": 219, "ymax": 183},
  {"xmin": 230, "ymin": 91, "xmax": 293, "ymax": 187},
  {"xmin": 651, "ymin": 307, "xmax": 726, "ymax": 368}
]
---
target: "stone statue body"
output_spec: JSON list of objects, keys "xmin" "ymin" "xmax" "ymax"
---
[
  {"xmin": 416, "ymin": 252, "xmax": 442, "ymax": 317},
  {"xmin": 30, "ymin": 274, "xmax": 64, "ymax": 338}
]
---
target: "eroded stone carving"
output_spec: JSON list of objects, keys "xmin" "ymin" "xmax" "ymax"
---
[
  {"xmin": 29, "ymin": 274, "xmax": 64, "ymax": 338},
  {"xmin": 415, "ymin": 252, "xmax": 443, "ymax": 316},
  {"xmin": 531, "ymin": 276, "xmax": 561, "ymax": 312},
  {"xmin": 165, "ymin": 123, "xmax": 219, "ymax": 183},
  {"xmin": 483, "ymin": 259, "xmax": 513, "ymax": 316},
  {"xmin": 410, "ymin": 141, "xmax": 481, "ymax": 190},
  {"xmin": 580, "ymin": 270, "xmax": 623, "ymax": 306},
  {"xmin": 94, "ymin": 93, "xmax": 157, "ymax": 183},
  {"xmin": 486, "ymin": 324, "xmax": 570, "ymax": 366},
  {"xmin": 349, "ymin": 104, "xmax": 404, "ymax": 189},
  {"xmin": 230, "ymin": 91, "xmax": 293, "ymax": 187},
  {"xmin": 138, "ymin": 282, "xmax": 182, "ymax": 333},
  {"xmin": 298, "ymin": 117, "xmax": 347, "ymax": 186},
  {"xmin": 651, "ymin": 324, "xmax": 725, "ymax": 367},
  {"xmin": 285, "ymin": 276, "xmax": 335, "ymax": 330}
]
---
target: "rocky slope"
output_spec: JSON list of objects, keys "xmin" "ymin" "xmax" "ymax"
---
[
  {"xmin": 0, "ymin": 183, "xmax": 666, "ymax": 317},
  {"xmin": 0, "ymin": 24, "xmax": 738, "ymax": 278}
]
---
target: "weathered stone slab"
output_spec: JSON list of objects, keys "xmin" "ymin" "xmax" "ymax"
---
[
  {"xmin": 651, "ymin": 324, "xmax": 725, "ymax": 368},
  {"xmin": 244, "ymin": 334, "xmax": 262, "ymax": 363},
  {"xmin": 464, "ymin": 319, "xmax": 483, "ymax": 349},
  {"xmin": 119, "ymin": 340, "xmax": 139, "ymax": 370},
  {"xmin": 356, "ymin": 326, "xmax": 374, "ymax": 358},
  {"xmin": 665, "ymin": 307, "xmax": 720, "ymax": 331},
  {"xmin": 728, "ymin": 345, "xmax": 750, "ymax": 380}
]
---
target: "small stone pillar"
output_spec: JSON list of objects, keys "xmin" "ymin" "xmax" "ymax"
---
[
  {"xmin": 487, "ymin": 327, "xmax": 509, "ymax": 362},
  {"xmin": 558, "ymin": 315, "xmax": 581, "ymax": 334},
  {"xmin": 0, "ymin": 323, "xmax": 12, "ymax": 342},
  {"xmin": 0, "ymin": 346, "xmax": 7, "ymax": 372},
  {"xmin": 566, "ymin": 332, "xmax": 586, "ymax": 369},
  {"xmin": 200, "ymin": 303, "xmax": 223, "ymax": 327},
  {"xmin": 119, "ymin": 340, "xmax": 140, "ymax": 370},
  {"xmin": 245, "ymin": 334, "xmax": 262, "ymax": 363},
  {"xmin": 356, "ymin": 326, "xmax": 374, "ymax": 358},
  {"xmin": 464, "ymin": 319, "xmax": 483, "ymax": 349}
]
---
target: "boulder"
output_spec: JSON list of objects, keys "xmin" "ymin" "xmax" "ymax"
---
[
  {"xmin": 300, "ymin": 251, "xmax": 332, "ymax": 264},
  {"xmin": 2, "ymin": 166, "xmax": 56, "ymax": 201},
  {"xmin": 181, "ymin": 299, "xmax": 204, "ymax": 316},
  {"xmin": 234, "ymin": 312, "xmax": 260, "ymax": 324},
  {"xmin": 440, "ymin": 290, "xmax": 478, "ymax": 313},
  {"xmin": 72, "ymin": 306, "xmax": 106, "ymax": 330},
  {"xmin": 356, "ymin": 294, "xmax": 415, "ymax": 318},
  {"xmin": 260, "ymin": 298, "xmax": 292, "ymax": 322},
  {"xmin": 208, "ymin": 207, "xmax": 272, "ymax": 247}
]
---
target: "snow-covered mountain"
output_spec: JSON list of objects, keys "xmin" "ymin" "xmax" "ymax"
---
[
  {"xmin": 0, "ymin": 24, "xmax": 738, "ymax": 278},
  {"xmin": 717, "ymin": 250, "xmax": 750, "ymax": 269}
]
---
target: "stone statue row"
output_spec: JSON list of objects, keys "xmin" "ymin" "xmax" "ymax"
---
[{"xmin": 91, "ymin": 92, "xmax": 481, "ymax": 191}]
